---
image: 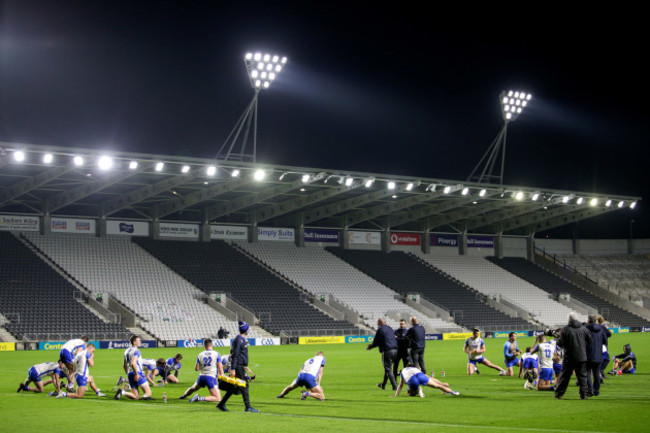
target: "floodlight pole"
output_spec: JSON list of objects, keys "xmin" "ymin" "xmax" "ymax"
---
[
  {"xmin": 467, "ymin": 122, "xmax": 509, "ymax": 185},
  {"xmin": 218, "ymin": 90, "xmax": 260, "ymax": 163}
]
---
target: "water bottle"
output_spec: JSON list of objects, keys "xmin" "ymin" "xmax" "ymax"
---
[
  {"xmin": 163, "ymin": 392, "xmax": 167, "ymax": 403},
  {"xmin": 442, "ymin": 368, "xmax": 446, "ymax": 377},
  {"xmin": 431, "ymin": 369, "xmax": 435, "ymax": 377}
]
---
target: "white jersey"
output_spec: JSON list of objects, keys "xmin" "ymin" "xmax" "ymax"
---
[
  {"xmin": 521, "ymin": 352, "xmax": 539, "ymax": 366},
  {"xmin": 299, "ymin": 355, "xmax": 325, "ymax": 377},
  {"xmin": 536, "ymin": 342, "xmax": 554, "ymax": 369},
  {"xmin": 62, "ymin": 339, "xmax": 86, "ymax": 354},
  {"xmin": 400, "ymin": 366, "xmax": 422, "ymax": 382},
  {"xmin": 74, "ymin": 350, "xmax": 89, "ymax": 379},
  {"xmin": 32, "ymin": 362, "xmax": 60, "ymax": 379},
  {"xmin": 464, "ymin": 337, "xmax": 484, "ymax": 360},
  {"xmin": 550, "ymin": 339, "xmax": 563, "ymax": 365},
  {"xmin": 124, "ymin": 346, "xmax": 143, "ymax": 374},
  {"xmin": 196, "ymin": 349, "xmax": 222, "ymax": 377},
  {"xmin": 141, "ymin": 358, "xmax": 157, "ymax": 371}
]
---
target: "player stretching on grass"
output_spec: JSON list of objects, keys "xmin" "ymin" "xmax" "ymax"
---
[
  {"xmin": 394, "ymin": 363, "xmax": 460, "ymax": 397},
  {"xmin": 17, "ymin": 361, "xmax": 66, "ymax": 394},
  {"xmin": 277, "ymin": 351, "xmax": 326, "ymax": 401},
  {"xmin": 178, "ymin": 339, "xmax": 224, "ymax": 403},
  {"xmin": 464, "ymin": 328, "xmax": 507, "ymax": 376}
]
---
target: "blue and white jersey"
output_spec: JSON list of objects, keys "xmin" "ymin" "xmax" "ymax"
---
[
  {"xmin": 166, "ymin": 358, "xmax": 182, "ymax": 373},
  {"xmin": 124, "ymin": 347, "xmax": 143, "ymax": 374},
  {"xmin": 74, "ymin": 350, "xmax": 90, "ymax": 380},
  {"xmin": 400, "ymin": 366, "xmax": 422, "ymax": 382},
  {"xmin": 535, "ymin": 342, "xmax": 555, "ymax": 369},
  {"xmin": 140, "ymin": 358, "xmax": 157, "ymax": 371},
  {"xmin": 31, "ymin": 362, "xmax": 61, "ymax": 380},
  {"xmin": 299, "ymin": 355, "xmax": 326, "ymax": 377},
  {"xmin": 464, "ymin": 337, "xmax": 484, "ymax": 360},
  {"xmin": 550, "ymin": 339, "xmax": 563, "ymax": 365},
  {"xmin": 221, "ymin": 354, "xmax": 231, "ymax": 373},
  {"xmin": 62, "ymin": 339, "xmax": 86, "ymax": 354},
  {"xmin": 196, "ymin": 350, "xmax": 222, "ymax": 378},
  {"xmin": 521, "ymin": 352, "xmax": 539, "ymax": 369}
]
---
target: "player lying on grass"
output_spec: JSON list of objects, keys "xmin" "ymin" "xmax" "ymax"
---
[
  {"xmin": 394, "ymin": 363, "xmax": 460, "ymax": 397},
  {"xmin": 277, "ymin": 351, "xmax": 326, "ymax": 401},
  {"xmin": 178, "ymin": 339, "xmax": 224, "ymax": 403}
]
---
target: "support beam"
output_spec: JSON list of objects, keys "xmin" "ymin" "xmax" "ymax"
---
[
  {"xmin": 344, "ymin": 189, "xmax": 437, "ymax": 227},
  {"xmin": 302, "ymin": 187, "xmax": 397, "ymax": 225},
  {"xmin": 461, "ymin": 202, "xmax": 544, "ymax": 231},
  {"xmin": 0, "ymin": 163, "xmax": 77, "ymax": 206},
  {"xmin": 101, "ymin": 168, "xmax": 196, "ymax": 217},
  {"xmin": 45, "ymin": 165, "xmax": 150, "ymax": 214}
]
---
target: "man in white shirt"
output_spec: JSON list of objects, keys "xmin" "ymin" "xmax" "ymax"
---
[{"xmin": 178, "ymin": 339, "xmax": 224, "ymax": 403}]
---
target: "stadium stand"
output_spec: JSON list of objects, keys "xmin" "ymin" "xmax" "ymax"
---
[
  {"xmin": 412, "ymin": 253, "xmax": 582, "ymax": 328},
  {"xmin": 487, "ymin": 256, "xmax": 649, "ymax": 327},
  {"xmin": 556, "ymin": 255, "xmax": 650, "ymax": 300},
  {"xmin": 325, "ymin": 248, "xmax": 534, "ymax": 331},
  {"xmin": 132, "ymin": 238, "xmax": 362, "ymax": 336},
  {"xmin": 21, "ymin": 232, "xmax": 247, "ymax": 341},
  {"xmin": 233, "ymin": 241, "xmax": 462, "ymax": 333},
  {"xmin": 0, "ymin": 232, "xmax": 130, "ymax": 340}
]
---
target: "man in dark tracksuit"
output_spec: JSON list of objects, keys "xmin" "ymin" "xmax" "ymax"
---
[
  {"xmin": 217, "ymin": 321, "xmax": 259, "ymax": 413},
  {"xmin": 367, "ymin": 317, "xmax": 398, "ymax": 390},
  {"xmin": 393, "ymin": 319, "xmax": 410, "ymax": 378},
  {"xmin": 586, "ymin": 314, "xmax": 611, "ymax": 396},
  {"xmin": 406, "ymin": 316, "xmax": 426, "ymax": 374},
  {"xmin": 555, "ymin": 313, "xmax": 591, "ymax": 400}
]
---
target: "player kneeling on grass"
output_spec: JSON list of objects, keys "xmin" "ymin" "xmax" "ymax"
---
[
  {"xmin": 464, "ymin": 328, "xmax": 507, "ymax": 376},
  {"xmin": 529, "ymin": 335, "xmax": 555, "ymax": 391},
  {"xmin": 17, "ymin": 361, "xmax": 66, "ymax": 394},
  {"xmin": 178, "ymin": 339, "xmax": 224, "ymax": 403},
  {"xmin": 54, "ymin": 345, "xmax": 95, "ymax": 399},
  {"xmin": 277, "ymin": 351, "xmax": 326, "ymax": 401},
  {"xmin": 115, "ymin": 335, "xmax": 153, "ymax": 400},
  {"xmin": 394, "ymin": 363, "xmax": 459, "ymax": 397}
]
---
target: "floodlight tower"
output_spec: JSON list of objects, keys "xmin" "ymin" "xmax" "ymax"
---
[
  {"xmin": 467, "ymin": 90, "xmax": 532, "ymax": 185},
  {"xmin": 217, "ymin": 52, "xmax": 287, "ymax": 163}
]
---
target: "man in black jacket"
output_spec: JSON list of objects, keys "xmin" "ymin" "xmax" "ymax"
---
[
  {"xmin": 367, "ymin": 317, "xmax": 398, "ymax": 390},
  {"xmin": 406, "ymin": 316, "xmax": 426, "ymax": 374},
  {"xmin": 393, "ymin": 319, "xmax": 410, "ymax": 378},
  {"xmin": 555, "ymin": 313, "xmax": 591, "ymax": 400},
  {"xmin": 586, "ymin": 314, "xmax": 611, "ymax": 396},
  {"xmin": 216, "ymin": 321, "xmax": 259, "ymax": 413}
]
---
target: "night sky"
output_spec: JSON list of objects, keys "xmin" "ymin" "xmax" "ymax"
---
[{"xmin": 1, "ymin": 2, "xmax": 648, "ymax": 238}]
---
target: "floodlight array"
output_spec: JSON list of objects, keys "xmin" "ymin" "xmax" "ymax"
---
[
  {"xmin": 500, "ymin": 90, "xmax": 532, "ymax": 122},
  {"xmin": 244, "ymin": 52, "xmax": 287, "ymax": 90}
]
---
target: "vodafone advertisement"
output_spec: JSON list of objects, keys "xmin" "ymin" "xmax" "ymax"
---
[{"xmin": 389, "ymin": 232, "xmax": 421, "ymax": 246}]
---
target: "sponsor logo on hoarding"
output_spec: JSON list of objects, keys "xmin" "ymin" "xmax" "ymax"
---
[
  {"xmin": 76, "ymin": 221, "xmax": 91, "ymax": 231},
  {"xmin": 425, "ymin": 334, "xmax": 443, "ymax": 340},
  {"xmin": 642, "ymin": 326, "xmax": 650, "ymax": 333},
  {"xmin": 304, "ymin": 229, "xmax": 339, "ymax": 243},
  {"xmin": 177, "ymin": 339, "xmax": 204, "ymax": 348},
  {"xmin": 119, "ymin": 223, "xmax": 134, "ymax": 234},
  {"xmin": 299, "ymin": 336, "xmax": 345, "ymax": 345},
  {"xmin": 39, "ymin": 342, "xmax": 64, "ymax": 351},
  {"xmin": 443, "ymin": 332, "xmax": 473, "ymax": 340},
  {"xmin": 52, "ymin": 220, "xmax": 67, "ymax": 230},
  {"xmin": 345, "ymin": 335, "xmax": 373, "ymax": 344},
  {"xmin": 258, "ymin": 227, "xmax": 294, "ymax": 241},
  {"xmin": 389, "ymin": 232, "xmax": 421, "ymax": 246},
  {"xmin": 494, "ymin": 331, "xmax": 528, "ymax": 338},
  {"xmin": 257, "ymin": 338, "xmax": 281, "ymax": 345},
  {"xmin": 0, "ymin": 342, "xmax": 16, "ymax": 351},
  {"xmin": 467, "ymin": 235, "xmax": 494, "ymax": 248},
  {"xmin": 100, "ymin": 340, "xmax": 156, "ymax": 349},
  {"xmin": 430, "ymin": 234, "xmax": 458, "ymax": 247}
]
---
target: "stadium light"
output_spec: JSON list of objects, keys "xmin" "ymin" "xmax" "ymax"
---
[
  {"xmin": 405, "ymin": 182, "xmax": 414, "ymax": 191},
  {"xmin": 605, "ymin": 199, "xmax": 612, "ymax": 207},
  {"xmin": 531, "ymin": 193, "xmax": 539, "ymax": 201},
  {"xmin": 97, "ymin": 156, "xmax": 113, "ymax": 171},
  {"xmin": 630, "ymin": 201, "xmax": 637, "ymax": 209},
  {"xmin": 217, "ymin": 52, "xmax": 288, "ymax": 163},
  {"xmin": 181, "ymin": 165, "xmax": 190, "ymax": 173},
  {"xmin": 479, "ymin": 189, "xmax": 487, "ymax": 197},
  {"xmin": 364, "ymin": 177, "xmax": 375, "ymax": 188},
  {"xmin": 345, "ymin": 177, "xmax": 354, "ymax": 187},
  {"xmin": 206, "ymin": 166, "xmax": 216, "ymax": 176},
  {"xmin": 14, "ymin": 151, "xmax": 26, "ymax": 162},
  {"xmin": 301, "ymin": 174, "xmax": 311, "ymax": 183},
  {"xmin": 43, "ymin": 153, "xmax": 53, "ymax": 164},
  {"xmin": 231, "ymin": 169, "xmax": 240, "ymax": 177},
  {"xmin": 461, "ymin": 187, "xmax": 469, "ymax": 196},
  {"xmin": 73, "ymin": 156, "xmax": 84, "ymax": 166},
  {"xmin": 155, "ymin": 162, "xmax": 164, "ymax": 172},
  {"xmin": 468, "ymin": 89, "xmax": 532, "ymax": 185},
  {"xmin": 387, "ymin": 181, "xmax": 396, "ymax": 190},
  {"xmin": 618, "ymin": 200, "xmax": 625, "ymax": 208},
  {"xmin": 590, "ymin": 198, "xmax": 598, "ymax": 207},
  {"xmin": 576, "ymin": 197, "xmax": 584, "ymax": 205},
  {"xmin": 129, "ymin": 160, "xmax": 138, "ymax": 169},
  {"xmin": 254, "ymin": 169, "xmax": 266, "ymax": 181},
  {"xmin": 515, "ymin": 191, "xmax": 524, "ymax": 200}
]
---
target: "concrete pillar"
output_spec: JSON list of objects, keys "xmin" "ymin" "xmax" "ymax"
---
[
  {"xmin": 494, "ymin": 231, "xmax": 504, "ymax": 258},
  {"xmin": 459, "ymin": 230, "xmax": 468, "ymax": 256},
  {"xmin": 526, "ymin": 232, "xmax": 536, "ymax": 261}
]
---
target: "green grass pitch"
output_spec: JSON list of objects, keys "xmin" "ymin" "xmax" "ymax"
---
[{"xmin": 2, "ymin": 333, "xmax": 649, "ymax": 433}]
